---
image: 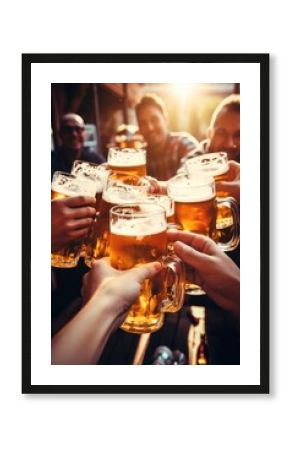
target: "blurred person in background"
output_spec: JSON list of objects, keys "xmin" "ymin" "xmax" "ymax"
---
[
  {"xmin": 181, "ymin": 94, "xmax": 240, "ymax": 165},
  {"xmin": 136, "ymin": 94, "xmax": 200, "ymax": 180},
  {"xmin": 51, "ymin": 113, "xmax": 104, "ymax": 178},
  {"xmin": 178, "ymin": 94, "xmax": 240, "ymax": 202}
]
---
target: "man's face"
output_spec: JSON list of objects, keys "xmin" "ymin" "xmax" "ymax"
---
[
  {"xmin": 209, "ymin": 110, "xmax": 240, "ymax": 162},
  {"xmin": 137, "ymin": 105, "xmax": 168, "ymax": 148},
  {"xmin": 60, "ymin": 118, "xmax": 85, "ymax": 151}
]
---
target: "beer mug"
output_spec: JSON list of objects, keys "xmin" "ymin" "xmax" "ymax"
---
[
  {"xmin": 185, "ymin": 152, "xmax": 231, "ymax": 197},
  {"xmin": 84, "ymin": 172, "xmax": 150, "ymax": 268},
  {"xmin": 167, "ymin": 172, "xmax": 239, "ymax": 293},
  {"xmin": 145, "ymin": 194, "xmax": 175, "ymax": 225},
  {"xmin": 51, "ymin": 171, "xmax": 97, "ymax": 268},
  {"xmin": 94, "ymin": 163, "xmax": 112, "ymax": 189},
  {"xmin": 185, "ymin": 152, "xmax": 239, "ymax": 244},
  {"xmin": 107, "ymin": 146, "xmax": 147, "ymax": 177},
  {"xmin": 71, "ymin": 160, "xmax": 104, "ymax": 213},
  {"xmin": 71, "ymin": 160, "xmax": 106, "ymax": 258},
  {"xmin": 110, "ymin": 203, "xmax": 185, "ymax": 334}
]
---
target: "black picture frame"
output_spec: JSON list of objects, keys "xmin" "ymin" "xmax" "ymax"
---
[{"xmin": 22, "ymin": 53, "xmax": 269, "ymax": 394}]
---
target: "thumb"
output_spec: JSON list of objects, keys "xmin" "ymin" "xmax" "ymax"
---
[
  {"xmin": 125, "ymin": 261, "xmax": 162, "ymax": 284},
  {"xmin": 173, "ymin": 241, "xmax": 210, "ymax": 270},
  {"xmin": 216, "ymin": 181, "xmax": 240, "ymax": 201},
  {"xmin": 215, "ymin": 180, "xmax": 229, "ymax": 190}
]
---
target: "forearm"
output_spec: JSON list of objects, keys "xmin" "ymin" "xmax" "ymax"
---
[
  {"xmin": 207, "ymin": 277, "xmax": 240, "ymax": 322},
  {"xmin": 51, "ymin": 295, "xmax": 116, "ymax": 365}
]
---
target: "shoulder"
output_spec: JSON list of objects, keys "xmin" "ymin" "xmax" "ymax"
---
[
  {"xmin": 51, "ymin": 148, "xmax": 65, "ymax": 178},
  {"xmin": 168, "ymin": 132, "xmax": 199, "ymax": 158},
  {"xmin": 186, "ymin": 139, "xmax": 209, "ymax": 158},
  {"xmin": 81, "ymin": 148, "xmax": 105, "ymax": 164},
  {"xmin": 169, "ymin": 131, "xmax": 199, "ymax": 149},
  {"xmin": 179, "ymin": 139, "xmax": 209, "ymax": 169}
]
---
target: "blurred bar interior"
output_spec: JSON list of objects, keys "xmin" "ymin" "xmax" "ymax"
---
[{"xmin": 51, "ymin": 83, "xmax": 240, "ymax": 158}]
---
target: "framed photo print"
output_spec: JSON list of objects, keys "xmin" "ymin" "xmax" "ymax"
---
[{"xmin": 22, "ymin": 53, "xmax": 269, "ymax": 394}]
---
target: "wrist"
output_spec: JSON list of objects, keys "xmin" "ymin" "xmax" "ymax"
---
[{"xmin": 87, "ymin": 290, "xmax": 123, "ymax": 334}]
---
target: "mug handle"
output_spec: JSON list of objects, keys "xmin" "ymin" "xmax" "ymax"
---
[
  {"xmin": 159, "ymin": 254, "xmax": 185, "ymax": 313},
  {"xmin": 216, "ymin": 196, "xmax": 240, "ymax": 252}
]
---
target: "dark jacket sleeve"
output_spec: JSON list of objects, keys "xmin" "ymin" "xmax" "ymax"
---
[{"xmin": 83, "ymin": 149, "xmax": 105, "ymax": 165}]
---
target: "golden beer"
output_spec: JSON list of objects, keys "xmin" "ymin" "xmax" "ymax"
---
[
  {"xmin": 107, "ymin": 147, "xmax": 147, "ymax": 177},
  {"xmin": 51, "ymin": 171, "xmax": 97, "ymax": 268},
  {"xmin": 110, "ymin": 204, "xmax": 185, "ymax": 334},
  {"xmin": 168, "ymin": 173, "xmax": 239, "ymax": 294},
  {"xmin": 71, "ymin": 160, "xmax": 104, "ymax": 213},
  {"xmin": 185, "ymin": 153, "xmax": 238, "ymax": 245},
  {"xmin": 174, "ymin": 198, "xmax": 216, "ymax": 237},
  {"xmin": 216, "ymin": 204, "xmax": 235, "ymax": 243},
  {"xmin": 170, "ymin": 178, "xmax": 216, "ymax": 295},
  {"xmin": 84, "ymin": 175, "xmax": 150, "ymax": 267}
]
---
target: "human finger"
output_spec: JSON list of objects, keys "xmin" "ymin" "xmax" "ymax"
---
[
  {"xmin": 65, "ymin": 196, "xmax": 97, "ymax": 208},
  {"xmin": 67, "ymin": 228, "xmax": 91, "ymax": 241},
  {"xmin": 67, "ymin": 217, "xmax": 94, "ymax": 231},
  {"xmin": 227, "ymin": 161, "xmax": 240, "ymax": 180},
  {"xmin": 124, "ymin": 261, "xmax": 162, "ymax": 284},
  {"xmin": 215, "ymin": 181, "xmax": 240, "ymax": 201},
  {"xmin": 90, "ymin": 257, "xmax": 120, "ymax": 278},
  {"xmin": 67, "ymin": 206, "xmax": 97, "ymax": 220},
  {"xmin": 145, "ymin": 177, "xmax": 163, "ymax": 194},
  {"xmin": 173, "ymin": 241, "xmax": 211, "ymax": 271},
  {"xmin": 81, "ymin": 257, "xmax": 118, "ymax": 301},
  {"xmin": 167, "ymin": 229, "xmax": 218, "ymax": 255}
]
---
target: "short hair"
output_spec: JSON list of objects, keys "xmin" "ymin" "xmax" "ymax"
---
[
  {"xmin": 210, "ymin": 94, "xmax": 240, "ymax": 129},
  {"xmin": 60, "ymin": 113, "xmax": 84, "ymax": 129},
  {"xmin": 135, "ymin": 93, "xmax": 167, "ymax": 119}
]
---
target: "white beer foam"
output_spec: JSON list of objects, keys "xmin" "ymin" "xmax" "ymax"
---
[
  {"xmin": 103, "ymin": 187, "xmax": 147, "ymax": 204},
  {"xmin": 168, "ymin": 173, "xmax": 215, "ymax": 203},
  {"xmin": 171, "ymin": 187, "xmax": 215, "ymax": 203},
  {"xmin": 108, "ymin": 150, "xmax": 146, "ymax": 167},
  {"xmin": 95, "ymin": 181, "xmax": 103, "ymax": 193},
  {"xmin": 96, "ymin": 169, "xmax": 110, "ymax": 188},
  {"xmin": 52, "ymin": 178, "xmax": 97, "ymax": 197},
  {"xmin": 146, "ymin": 195, "xmax": 174, "ymax": 217},
  {"xmin": 186, "ymin": 153, "xmax": 229, "ymax": 177},
  {"xmin": 72, "ymin": 163, "xmax": 104, "ymax": 192},
  {"xmin": 111, "ymin": 217, "xmax": 166, "ymax": 236}
]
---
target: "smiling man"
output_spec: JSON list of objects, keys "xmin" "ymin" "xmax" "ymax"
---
[
  {"xmin": 181, "ymin": 94, "xmax": 240, "ymax": 166},
  {"xmin": 51, "ymin": 113, "xmax": 104, "ymax": 178},
  {"xmin": 136, "ymin": 94, "xmax": 199, "ymax": 180}
]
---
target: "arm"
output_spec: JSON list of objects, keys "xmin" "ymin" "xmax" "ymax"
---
[
  {"xmin": 167, "ymin": 230, "xmax": 240, "ymax": 321},
  {"xmin": 51, "ymin": 259, "xmax": 161, "ymax": 364}
]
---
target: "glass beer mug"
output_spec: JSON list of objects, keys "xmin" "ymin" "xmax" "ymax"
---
[
  {"xmin": 110, "ymin": 203, "xmax": 185, "ymax": 334},
  {"xmin": 185, "ymin": 152, "xmax": 239, "ymax": 245},
  {"xmin": 84, "ymin": 172, "xmax": 150, "ymax": 268},
  {"xmin": 167, "ymin": 172, "xmax": 239, "ymax": 294},
  {"xmin": 145, "ymin": 194, "xmax": 175, "ymax": 225},
  {"xmin": 107, "ymin": 146, "xmax": 147, "ymax": 177},
  {"xmin": 71, "ymin": 160, "xmax": 104, "ymax": 213},
  {"xmin": 185, "ymin": 152, "xmax": 230, "ymax": 191},
  {"xmin": 51, "ymin": 171, "xmax": 97, "ymax": 268}
]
